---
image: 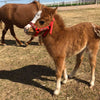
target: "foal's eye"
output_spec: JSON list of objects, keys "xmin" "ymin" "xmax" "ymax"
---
[{"xmin": 39, "ymin": 21, "xmax": 45, "ymax": 25}]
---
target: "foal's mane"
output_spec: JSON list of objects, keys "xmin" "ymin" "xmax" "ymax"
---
[
  {"xmin": 42, "ymin": 7, "xmax": 65, "ymax": 29},
  {"xmin": 54, "ymin": 14, "xmax": 65, "ymax": 29}
]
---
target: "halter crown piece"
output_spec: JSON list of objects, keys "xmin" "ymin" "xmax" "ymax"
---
[{"xmin": 30, "ymin": 18, "xmax": 55, "ymax": 37}]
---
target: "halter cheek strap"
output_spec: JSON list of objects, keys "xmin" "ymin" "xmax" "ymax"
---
[
  {"xmin": 30, "ymin": 18, "xmax": 55, "ymax": 37},
  {"xmin": 49, "ymin": 18, "xmax": 55, "ymax": 35}
]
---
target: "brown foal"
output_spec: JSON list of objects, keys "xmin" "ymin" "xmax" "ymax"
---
[{"xmin": 24, "ymin": 7, "xmax": 100, "ymax": 95}]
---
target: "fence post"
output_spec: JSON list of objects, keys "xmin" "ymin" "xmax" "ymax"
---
[{"xmin": 95, "ymin": 0, "xmax": 97, "ymax": 4}]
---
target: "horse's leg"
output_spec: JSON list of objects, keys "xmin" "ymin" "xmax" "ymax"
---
[
  {"xmin": 69, "ymin": 50, "xmax": 84, "ymax": 78},
  {"xmin": 9, "ymin": 25, "xmax": 23, "ymax": 46},
  {"xmin": 1, "ymin": 24, "xmax": 9, "ymax": 45},
  {"xmin": 54, "ymin": 57, "xmax": 65, "ymax": 95},
  {"xmin": 38, "ymin": 36, "xmax": 43, "ymax": 45},
  {"xmin": 25, "ymin": 35, "xmax": 34, "ymax": 46},
  {"xmin": 62, "ymin": 67, "xmax": 68, "ymax": 84},
  {"xmin": 88, "ymin": 43, "xmax": 99, "ymax": 88},
  {"xmin": 25, "ymin": 36, "xmax": 43, "ymax": 46},
  {"xmin": 0, "ymin": 21, "xmax": 2, "ymax": 29}
]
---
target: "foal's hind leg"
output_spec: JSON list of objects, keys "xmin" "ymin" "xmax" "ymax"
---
[
  {"xmin": 10, "ymin": 25, "xmax": 23, "ymax": 46},
  {"xmin": 1, "ymin": 24, "xmax": 9, "ymax": 45},
  {"xmin": 88, "ymin": 44, "xmax": 99, "ymax": 88},
  {"xmin": 69, "ymin": 50, "xmax": 84, "ymax": 78}
]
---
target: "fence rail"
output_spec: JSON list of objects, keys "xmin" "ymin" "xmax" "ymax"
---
[
  {"xmin": 41, "ymin": 0, "xmax": 100, "ymax": 6},
  {"xmin": 0, "ymin": 0, "xmax": 100, "ymax": 7}
]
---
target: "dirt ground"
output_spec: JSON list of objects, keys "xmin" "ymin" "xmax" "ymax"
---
[
  {"xmin": 58, "ymin": 4, "xmax": 100, "ymax": 10},
  {"xmin": 0, "ymin": 5, "xmax": 100, "ymax": 100}
]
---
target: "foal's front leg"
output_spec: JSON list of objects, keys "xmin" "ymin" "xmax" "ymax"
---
[
  {"xmin": 62, "ymin": 67, "xmax": 68, "ymax": 84},
  {"xmin": 54, "ymin": 57, "xmax": 65, "ymax": 95}
]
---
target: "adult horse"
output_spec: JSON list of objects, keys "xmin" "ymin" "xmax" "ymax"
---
[
  {"xmin": 0, "ymin": 21, "xmax": 2, "ymax": 29},
  {"xmin": 0, "ymin": 0, "xmax": 44, "ymax": 46},
  {"xmin": 24, "ymin": 7, "xmax": 100, "ymax": 95}
]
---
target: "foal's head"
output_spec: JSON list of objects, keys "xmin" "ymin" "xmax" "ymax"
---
[{"xmin": 24, "ymin": 7, "xmax": 57, "ymax": 36}]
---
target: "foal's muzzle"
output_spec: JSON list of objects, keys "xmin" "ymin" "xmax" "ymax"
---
[{"xmin": 24, "ymin": 26, "xmax": 35, "ymax": 35}]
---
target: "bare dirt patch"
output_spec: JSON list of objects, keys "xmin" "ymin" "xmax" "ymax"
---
[
  {"xmin": 58, "ymin": 4, "xmax": 100, "ymax": 10},
  {"xmin": 0, "ymin": 6, "xmax": 100, "ymax": 100}
]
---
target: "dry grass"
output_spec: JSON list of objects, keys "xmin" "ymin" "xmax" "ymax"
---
[{"xmin": 0, "ymin": 7, "xmax": 100, "ymax": 100}]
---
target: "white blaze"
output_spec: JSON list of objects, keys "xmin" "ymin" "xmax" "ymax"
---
[{"xmin": 25, "ymin": 10, "xmax": 42, "ymax": 29}]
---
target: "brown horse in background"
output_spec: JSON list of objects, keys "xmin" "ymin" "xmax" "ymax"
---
[
  {"xmin": 0, "ymin": 21, "xmax": 2, "ymax": 29},
  {"xmin": 0, "ymin": 0, "xmax": 44, "ymax": 46},
  {"xmin": 24, "ymin": 7, "xmax": 100, "ymax": 95}
]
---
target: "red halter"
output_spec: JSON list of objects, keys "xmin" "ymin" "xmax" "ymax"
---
[{"xmin": 30, "ymin": 18, "xmax": 55, "ymax": 37}]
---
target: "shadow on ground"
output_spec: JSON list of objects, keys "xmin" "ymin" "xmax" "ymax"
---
[
  {"xmin": 69, "ymin": 77, "xmax": 90, "ymax": 86},
  {"xmin": 0, "ymin": 65, "xmax": 55, "ymax": 94},
  {"xmin": 0, "ymin": 65, "xmax": 90, "ymax": 94},
  {"xmin": 0, "ymin": 40, "xmax": 39, "ymax": 46}
]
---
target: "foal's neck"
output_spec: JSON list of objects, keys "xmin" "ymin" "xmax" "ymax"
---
[
  {"xmin": 43, "ymin": 14, "xmax": 67, "ymax": 43},
  {"xmin": 51, "ymin": 14, "xmax": 66, "ymax": 37}
]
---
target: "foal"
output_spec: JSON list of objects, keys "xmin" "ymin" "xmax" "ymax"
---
[{"xmin": 24, "ymin": 7, "xmax": 100, "ymax": 95}]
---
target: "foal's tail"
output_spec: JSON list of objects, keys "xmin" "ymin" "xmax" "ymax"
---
[{"xmin": 92, "ymin": 24, "xmax": 100, "ymax": 38}]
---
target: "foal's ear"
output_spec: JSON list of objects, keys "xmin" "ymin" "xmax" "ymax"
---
[
  {"xmin": 52, "ymin": 7, "xmax": 58, "ymax": 15},
  {"xmin": 50, "ymin": 7, "xmax": 58, "ymax": 17}
]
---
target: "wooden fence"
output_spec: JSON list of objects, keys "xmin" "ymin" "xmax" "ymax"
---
[{"xmin": 42, "ymin": 0, "xmax": 100, "ymax": 7}]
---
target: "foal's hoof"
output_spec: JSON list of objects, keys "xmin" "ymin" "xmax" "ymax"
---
[
  {"xmin": 54, "ymin": 89, "xmax": 60, "ymax": 96},
  {"xmin": 90, "ymin": 85, "xmax": 93, "ymax": 89},
  {"xmin": 90, "ymin": 82, "xmax": 94, "ymax": 89},
  {"xmin": 62, "ymin": 79, "xmax": 67, "ymax": 84}
]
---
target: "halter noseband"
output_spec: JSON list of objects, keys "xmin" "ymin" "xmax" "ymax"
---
[{"xmin": 30, "ymin": 18, "xmax": 55, "ymax": 37}]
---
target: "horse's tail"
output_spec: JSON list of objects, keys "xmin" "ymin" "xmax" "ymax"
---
[
  {"xmin": 0, "ymin": 21, "xmax": 2, "ymax": 29},
  {"xmin": 92, "ymin": 24, "xmax": 100, "ymax": 38},
  {"xmin": 0, "ymin": 7, "xmax": 1, "ymax": 21},
  {"xmin": 0, "ymin": 7, "xmax": 3, "ymax": 29}
]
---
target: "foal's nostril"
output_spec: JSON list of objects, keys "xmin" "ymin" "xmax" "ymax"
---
[{"xmin": 24, "ymin": 28, "xmax": 29, "ymax": 33}]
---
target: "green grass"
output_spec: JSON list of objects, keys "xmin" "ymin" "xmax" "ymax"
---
[{"xmin": 0, "ymin": 7, "xmax": 100, "ymax": 100}]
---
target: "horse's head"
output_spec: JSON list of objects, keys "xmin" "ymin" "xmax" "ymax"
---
[{"xmin": 24, "ymin": 7, "xmax": 57, "ymax": 37}]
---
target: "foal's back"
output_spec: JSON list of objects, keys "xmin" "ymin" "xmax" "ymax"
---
[{"xmin": 64, "ymin": 22, "xmax": 100, "ymax": 57}]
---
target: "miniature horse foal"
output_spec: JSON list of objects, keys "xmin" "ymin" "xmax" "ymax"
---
[{"xmin": 24, "ymin": 7, "xmax": 100, "ymax": 95}]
